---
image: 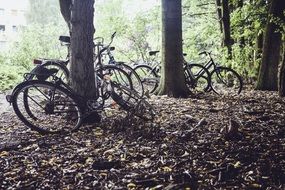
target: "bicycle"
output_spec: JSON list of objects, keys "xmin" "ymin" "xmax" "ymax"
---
[
  {"xmin": 197, "ymin": 51, "xmax": 243, "ymax": 95},
  {"xmin": 8, "ymin": 72, "xmax": 154, "ymax": 134},
  {"xmin": 133, "ymin": 51, "xmax": 211, "ymax": 94},
  {"xmin": 8, "ymin": 33, "xmax": 135, "ymax": 120},
  {"xmin": 7, "ymin": 34, "xmax": 154, "ymax": 134},
  {"xmin": 94, "ymin": 34, "xmax": 144, "ymax": 97}
]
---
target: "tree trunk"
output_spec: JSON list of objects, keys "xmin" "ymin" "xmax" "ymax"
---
[
  {"xmin": 215, "ymin": 0, "xmax": 223, "ymax": 34},
  {"xmin": 256, "ymin": 0, "xmax": 284, "ymax": 91},
  {"xmin": 70, "ymin": 0, "xmax": 96, "ymax": 99},
  {"xmin": 59, "ymin": 0, "xmax": 72, "ymax": 30},
  {"xmin": 279, "ymin": 49, "xmax": 285, "ymax": 96},
  {"xmin": 221, "ymin": 0, "xmax": 233, "ymax": 57},
  {"xmin": 156, "ymin": 0, "xmax": 190, "ymax": 98}
]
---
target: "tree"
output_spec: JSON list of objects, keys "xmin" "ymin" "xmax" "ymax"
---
[
  {"xmin": 155, "ymin": 0, "xmax": 190, "ymax": 98},
  {"xmin": 279, "ymin": 51, "xmax": 285, "ymax": 96},
  {"xmin": 59, "ymin": 0, "xmax": 97, "ymax": 97},
  {"xmin": 218, "ymin": 0, "xmax": 233, "ymax": 57},
  {"xmin": 59, "ymin": 0, "xmax": 100, "ymax": 122},
  {"xmin": 59, "ymin": 0, "xmax": 72, "ymax": 30},
  {"xmin": 256, "ymin": 0, "xmax": 284, "ymax": 91}
]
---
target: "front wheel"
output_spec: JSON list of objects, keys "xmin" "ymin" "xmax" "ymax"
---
[
  {"xmin": 133, "ymin": 65, "xmax": 159, "ymax": 94},
  {"xmin": 11, "ymin": 80, "xmax": 82, "ymax": 134},
  {"xmin": 210, "ymin": 66, "xmax": 243, "ymax": 95}
]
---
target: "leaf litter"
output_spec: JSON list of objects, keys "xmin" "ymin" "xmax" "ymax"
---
[{"xmin": 0, "ymin": 89, "xmax": 285, "ymax": 189}]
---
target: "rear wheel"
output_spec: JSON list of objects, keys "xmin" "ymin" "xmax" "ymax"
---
[
  {"xmin": 12, "ymin": 80, "xmax": 82, "ymax": 134},
  {"xmin": 114, "ymin": 62, "xmax": 144, "ymax": 97},
  {"xmin": 185, "ymin": 63, "xmax": 210, "ymax": 93},
  {"xmin": 133, "ymin": 65, "xmax": 159, "ymax": 94},
  {"xmin": 210, "ymin": 66, "xmax": 242, "ymax": 95}
]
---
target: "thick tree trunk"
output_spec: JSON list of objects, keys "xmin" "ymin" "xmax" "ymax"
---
[
  {"xmin": 256, "ymin": 0, "xmax": 284, "ymax": 91},
  {"xmin": 156, "ymin": 0, "xmax": 190, "ymax": 98},
  {"xmin": 221, "ymin": 0, "xmax": 232, "ymax": 57},
  {"xmin": 70, "ymin": 0, "xmax": 97, "ymax": 98},
  {"xmin": 279, "ymin": 50, "xmax": 285, "ymax": 96}
]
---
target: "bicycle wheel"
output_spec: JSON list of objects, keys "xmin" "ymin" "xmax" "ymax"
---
[
  {"xmin": 210, "ymin": 66, "xmax": 243, "ymax": 95},
  {"xmin": 96, "ymin": 65, "xmax": 133, "ymax": 105},
  {"xmin": 111, "ymin": 83, "xmax": 155, "ymax": 121},
  {"xmin": 133, "ymin": 64, "xmax": 159, "ymax": 94},
  {"xmin": 11, "ymin": 80, "xmax": 82, "ymax": 134},
  {"xmin": 114, "ymin": 62, "xmax": 144, "ymax": 97},
  {"xmin": 185, "ymin": 63, "xmax": 210, "ymax": 93}
]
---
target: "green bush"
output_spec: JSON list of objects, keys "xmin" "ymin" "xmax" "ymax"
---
[{"xmin": 0, "ymin": 23, "xmax": 68, "ymax": 91}]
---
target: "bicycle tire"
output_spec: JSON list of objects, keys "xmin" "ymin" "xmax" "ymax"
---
[
  {"xmin": 115, "ymin": 62, "xmax": 144, "ymax": 98},
  {"xmin": 185, "ymin": 63, "xmax": 211, "ymax": 93},
  {"xmin": 133, "ymin": 64, "xmax": 159, "ymax": 94},
  {"xmin": 11, "ymin": 80, "xmax": 83, "ymax": 134},
  {"xmin": 96, "ymin": 65, "xmax": 133, "ymax": 105},
  {"xmin": 110, "ymin": 83, "xmax": 155, "ymax": 121},
  {"xmin": 210, "ymin": 66, "xmax": 243, "ymax": 95}
]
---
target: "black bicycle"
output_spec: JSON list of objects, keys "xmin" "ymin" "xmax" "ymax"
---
[
  {"xmin": 197, "ymin": 51, "xmax": 243, "ymax": 95},
  {"xmin": 133, "ymin": 51, "xmax": 211, "ymax": 94},
  {"xmin": 7, "ymin": 33, "xmax": 154, "ymax": 134},
  {"xmin": 7, "ymin": 71, "xmax": 154, "ymax": 134},
  {"xmin": 94, "ymin": 34, "xmax": 144, "ymax": 97}
]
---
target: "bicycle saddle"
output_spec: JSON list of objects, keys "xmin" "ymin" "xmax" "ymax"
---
[
  {"xmin": 149, "ymin": 51, "xmax": 160, "ymax": 56},
  {"xmin": 59, "ymin": 36, "xmax": 70, "ymax": 43}
]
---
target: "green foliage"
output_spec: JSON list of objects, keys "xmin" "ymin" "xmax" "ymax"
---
[
  {"xmin": 182, "ymin": 0, "xmax": 221, "ymax": 62},
  {"xmin": 26, "ymin": 0, "xmax": 63, "ymax": 25},
  {"xmin": 94, "ymin": 0, "xmax": 160, "ymax": 63},
  {"xmin": 0, "ymin": 64, "xmax": 25, "ymax": 91},
  {"xmin": 230, "ymin": 1, "xmax": 268, "ymax": 79},
  {"xmin": 0, "ymin": 23, "xmax": 67, "ymax": 91},
  {"xmin": 8, "ymin": 24, "xmax": 67, "ymax": 70}
]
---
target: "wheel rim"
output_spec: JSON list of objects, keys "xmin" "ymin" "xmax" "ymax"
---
[{"xmin": 14, "ymin": 82, "xmax": 81, "ymax": 133}]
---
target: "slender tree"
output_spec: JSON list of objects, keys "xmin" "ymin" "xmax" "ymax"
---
[
  {"xmin": 221, "ymin": 0, "xmax": 232, "ymax": 57},
  {"xmin": 279, "ymin": 50, "xmax": 285, "ymax": 96},
  {"xmin": 256, "ymin": 0, "xmax": 284, "ymax": 91},
  {"xmin": 59, "ymin": 0, "xmax": 72, "ymax": 30},
  {"xmin": 156, "ymin": 0, "xmax": 190, "ymax": 98},
  {"xmin": 215, "ymin": 0, "xmax": 233, "ymax": 57}
]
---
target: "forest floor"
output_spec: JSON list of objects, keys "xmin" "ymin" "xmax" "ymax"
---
[{"xmin": 0, "ymin": 87, "xmax": 285, "ymax": 189}]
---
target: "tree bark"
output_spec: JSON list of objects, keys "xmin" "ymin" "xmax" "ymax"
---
[
  {"xmin": 256, "ymin": 0, "xmax": 284, "ymax": 91},
  {"xmin": 69, "ymin": 0, "xmax": 97, "ymax": 99},
  {"xmin": 221, "ymin": 0, "xmax": 233, "ymax": 57},
  {"xmin": 59, "ymin": 0, "xmax": 72, "ymax": 29},
  {"xmin": 215, "ymin": 0, "xmax": 223, "ymax": 34},
  {"xmin": 279, "ymin": 49, "xmax": 285, "ymax": 96},
  {"xmin": 156, "ymin": 0, "xmax": 190, "ymax": 98}
]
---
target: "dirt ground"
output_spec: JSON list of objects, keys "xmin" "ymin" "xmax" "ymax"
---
[{"xmin": 0, "ymin": 89, "xmax": 285, "ymax": 189}]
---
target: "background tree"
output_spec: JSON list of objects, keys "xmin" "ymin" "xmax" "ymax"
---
[
  {"xmin": 279, "ymin": 51, "xmax": 285, "ymax": 96},
  {"xmin": 59, "ymin": 0, "xmax": 72, "ymax": 30},
  {"xmin": 256, "ymin": 0, "xmax": 284, "ymax": 91},
  {"xmin": 156, "ymin": 0, "xmax": 189, "ymax": 98},
  {"xmin": 220, "ymin": 0, "xmax": 233, "ymax": 57}
]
